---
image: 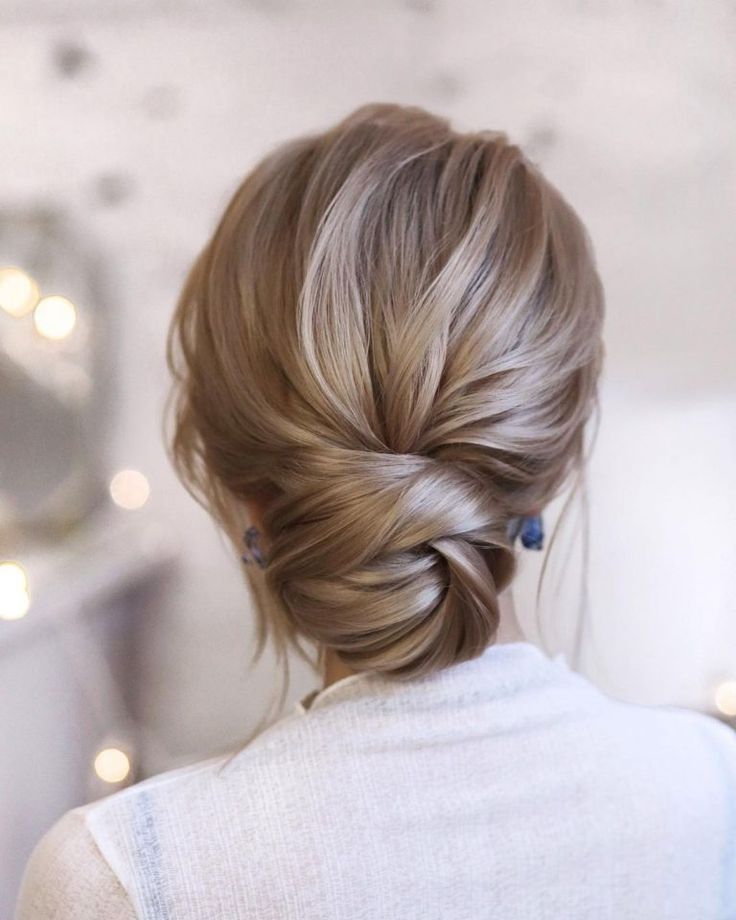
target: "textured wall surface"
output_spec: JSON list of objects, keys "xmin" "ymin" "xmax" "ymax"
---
[{"xmin": 2, "ymin": 0, "xmax": 734, "ymax": 776}]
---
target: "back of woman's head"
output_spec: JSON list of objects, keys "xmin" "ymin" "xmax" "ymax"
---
[{"xmin": 167, "ymin": 102, "xmax": 605, "ymax": 681}]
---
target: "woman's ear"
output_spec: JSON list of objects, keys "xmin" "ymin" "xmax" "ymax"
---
[
  {"xmin": 242, "ymin": 485, "xmax": 279, "ymax": 535},
  {"xmin": 243, "ymin": 495, "xmax": 267, "ymax": 534}
]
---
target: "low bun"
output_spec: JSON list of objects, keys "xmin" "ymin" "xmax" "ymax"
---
[
  {"xmin": 264, "ymin": 450, "xmax": 516, "ymax": 678},
  {"xmin": 167, "ymin": 102, "xmax": 605, "ymax": 682}
]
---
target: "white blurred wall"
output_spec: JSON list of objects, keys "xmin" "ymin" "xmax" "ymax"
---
[{"xmin": 2, "ymin": 0, "xmax": 734, "ymax": 770}]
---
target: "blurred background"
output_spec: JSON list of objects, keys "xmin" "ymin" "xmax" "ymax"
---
[{"xmin": 1, "ymin": 0, "xmax": 735, "ymax": 912}]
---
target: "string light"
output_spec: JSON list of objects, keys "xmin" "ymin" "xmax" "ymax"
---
[
  {"xmin": 93, "ymin": 747, "xmax": 132, "ymax": 784},
  {"xmin": 33, "ymin": 294, "xmax": 77, "ymax": 340},
  {"xmin": 0, "ymin": 561, "xmax": 31, "ymax": 621},
  {"xmin": 109, "ymin": 469, "xmax": 150, "ymax": 510},
  {"xmin": 0, "ymin": 266, "xmax": 40, "ymax": 317},
  {"xmin": 715, "ymin": 680, "xmax": 736, "ymax": 718}
]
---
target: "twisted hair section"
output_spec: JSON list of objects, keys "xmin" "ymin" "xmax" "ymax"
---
[{"xmin": 166, "ymin": 102, "xmax": 605, "ymax": 680}]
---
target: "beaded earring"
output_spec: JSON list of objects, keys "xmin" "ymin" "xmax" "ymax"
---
[
  {"xmin": 507, "ymin": 514, "xmax": 545, "ymax": 551},
  {"xmin": 241, "ymin": 525, "xmax": 268, "ymax": 568}
]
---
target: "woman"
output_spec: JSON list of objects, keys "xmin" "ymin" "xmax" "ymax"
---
[{"xmin": 17, "ymin": 102, "xmax": 736, "ymax": 919}]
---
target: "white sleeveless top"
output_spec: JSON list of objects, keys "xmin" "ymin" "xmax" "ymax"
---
[{"xmin": 19, "ymin": 641, "xmax": 736, "ymax": 918}]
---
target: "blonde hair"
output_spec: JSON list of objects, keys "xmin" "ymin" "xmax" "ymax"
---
[{"xmin": 166, "ymin": 102, "xmax": 605, "ymax": 689}]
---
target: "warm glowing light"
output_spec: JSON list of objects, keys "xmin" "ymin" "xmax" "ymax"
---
[
  {"xmin": 33, "ymin": 295, "xmax": 77, "ymax": 340},
  {"xmin": 109, "ymin": 469, "xmax": 150, "ymax": 510},
  {"xmin": 715, "ymin": 680, "xmax": 736, "ymax": 717},
  {"xmin": 0, "ymin": 267, "xmax": 40, "ymax": 317},
  {"xmin": 0, "ymin": 561, "xmax": 30, "ymax": 621},
  {"xmin": 94, "ymin": 747, "xmax": 131, "ymax": 784}
]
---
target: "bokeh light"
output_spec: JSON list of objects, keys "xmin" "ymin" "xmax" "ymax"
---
[
  {"xmin": 33, "ymin": 294, "xmax": 77, "ymax": 340},
  {"xmin": 0, "ymin": 561, "xmax": 31, "ymax": 621},
  {"xmin": 0, "ymin": 267, "xmax": 40, "ymax": 317},
  {"xmin": 93, "ymin": 747, "xmax": 132, "ymax": 784},
  {"xmin": 109, "ymin": 469, "xmax": 150, "ymax": 510},
  {"xmin": 714, "ymin": 680, "xmax": 736, "ymax": 717}
]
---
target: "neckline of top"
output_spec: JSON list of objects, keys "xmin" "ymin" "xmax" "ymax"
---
[{"xmin": 295, "ymin": 640, "xmax": 571, "ymax": 716}]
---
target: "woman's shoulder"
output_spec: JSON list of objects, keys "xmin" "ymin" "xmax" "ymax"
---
[
  {"xmin": 15, "ymin": 750, "xmax": 237, "ymax": 920},
  {"xmin": 659, "ymin": 705, "xmax": 736, "ymax": 785},
  {"xmin": 598, "ymin": 689, "xmax": 736, "ymax": 817},
  {"xmin": 15, "ymin": 808, "xmax": 136, "ymax": 920},
  {"xmin": 608, "ymin": 689, "xmax": 736, "ymax": 762},
  {"xmin": 585, "ymin": 661, "xmax": 735, "ymax": 749}
]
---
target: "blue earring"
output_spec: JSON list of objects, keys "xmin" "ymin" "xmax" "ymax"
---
[
  {"xmin": 519, "ymin": 514, "xmax": 544, "ymax": 550},
  {"xmin": 507, "ymin": 514, "xmax": 544, "ymax": 550},
  {"xmin": 241, "ymin": 525, "xmax": 268, "ymax": 568}
]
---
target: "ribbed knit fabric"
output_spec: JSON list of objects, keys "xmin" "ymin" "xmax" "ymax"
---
[{"xmin": 18, "ymin": 641, "xmax": 736, "ymax": 918}]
